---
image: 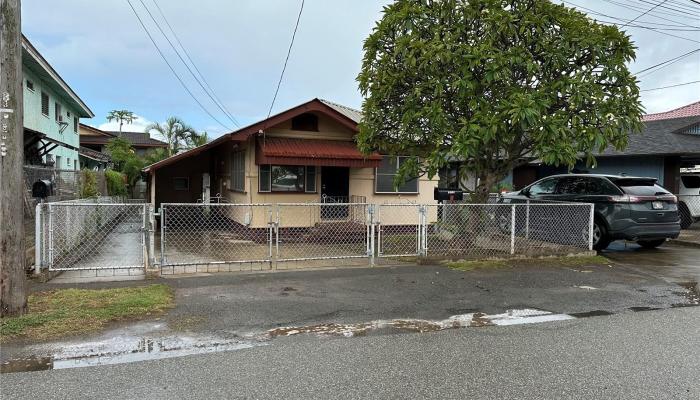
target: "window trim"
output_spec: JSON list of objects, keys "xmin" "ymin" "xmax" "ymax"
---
[
  {"xmin": 173, "ymin": 177, "xmax": 190, "ymax": 191},
  {"xmin": 304, "ymin": 166, "xmax": 317, "ymax": 193},
  {"xmin": 374, "ymin": 156, "xmax": 420, "ymax": 194}
]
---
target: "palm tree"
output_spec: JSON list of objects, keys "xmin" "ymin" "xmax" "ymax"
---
[
  {"xmin": 144, "ymin": 117, "xmax": 196, "ymax": 156},
  {"xmin": 186, "ymin": 131, "xmax": 209, "ymax": 149},
  {"xmin": 106, "ymin": 110, "xmax": 136, "ymax": 136}
]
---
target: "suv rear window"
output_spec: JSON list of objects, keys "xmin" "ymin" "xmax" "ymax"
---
[
  {"xmin": 614, "ymin": 179, "xmax": 669, "ymax": 196},
  {"xmin": 681, "ymin": 175, "xmax": 700, "ymax": 188}
]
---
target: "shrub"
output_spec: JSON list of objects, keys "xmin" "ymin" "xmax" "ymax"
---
[
  {"xmin": 79, "ymin": 169, "xmax": 99, "ymax": 198},
  {"xmin": 105, "ymin": 169, "xmax": 128, "ymax": 196}
]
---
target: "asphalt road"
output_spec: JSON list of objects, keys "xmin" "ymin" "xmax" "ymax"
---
[{"xmin": 2, "ymin": 307, "xmax": 698, "ymax": 400}]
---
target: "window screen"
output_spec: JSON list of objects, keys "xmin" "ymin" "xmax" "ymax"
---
[
  {"xmin": 305, "ymin": 166, "xmax": 317, "ymax": 192},
  {"xmin": 230, "ymin": 151, "xmax": 245, "ymax": 191},
  {"xmin": 375, "ymin": 156, "xmax": 419, "ymax": 193},
  {"xmin": 55, "ymin": 102, "xmax": 62, "ymax": 122},
  {"xmin": 173, "ymin": 177, "xmax": 189, "ymax": 191},
  {"xmin": 73, "ymin": 117, "xmax": 78, "ymax": 133},
  {"xmin": 41, "ymin": 92, "xmax": 49, "ymax": 116}
]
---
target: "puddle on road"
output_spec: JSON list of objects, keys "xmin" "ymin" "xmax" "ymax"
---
[
  {"xmin": 267, "ymin": 309, "xmax": 572, "ymax": 339},
  {"xmin": 570, "ymin": 310, "xmax": 614, "ymax": 318},
  {"xmin": 1, "ymin": 334, "xmax": 266, "ymax": 374}
]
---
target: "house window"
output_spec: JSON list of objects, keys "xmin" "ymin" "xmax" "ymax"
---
[
  {"xmin": 73, "ymin": 117, "xmax": 78, "ymax": 133},
  {"xmin": 173, "ymin": 177, "xmax": 189, "ymax": 191},
  {"xmin": 230, "ymin": 150, "xmax": 245, "ymax": 192},
  {"xmin": 259, "ymin": 165, "xmax": 317, "ymax": 193},
  {"xmin": 73, "ymin": 160, "xmax": 77, "ymax": 170},
  {"xmin": 41, "ymin": 92, "xmax": 49, "ymax": 116},
  {"xmin": 375, "ymin": 156, "xmax": 419, "ymax": 194},
  {"xmin": 291, "ymin": 113, "xmax": 319, "ymax": 131},
  {"xmin": 26, "ymin": 80, "xmax": 34, "ymax": 91},
  {"xmin": 67, "ymin": 157, "xmax": 71, "ymax": 167},
  {"xmin": 55, "ymin": 102, "xmax": 62, "ymax": 122}
]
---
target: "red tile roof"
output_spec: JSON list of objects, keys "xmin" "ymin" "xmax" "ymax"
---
[
  {"xmin": 257, "ymin": 137, "xmax": 382, "ymax": 168},
  {"xmin": 643, "ymin": 101, "xmax": 700, "ymax": 121}
]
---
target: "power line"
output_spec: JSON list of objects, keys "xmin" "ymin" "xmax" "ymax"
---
[
  {"xmin": 151, "ymin": 0, "xmax": 241, "ymax": 128},
  {"xmin": 564, "ymin": 1, "xmax": 700, "ymax": 43},
  {"xmin": 640, "ymin": 80, "xmax": 700, "ymax": 91},
  {"xmin": 126, "ymin": 0, "xmax": 232, "ymax": 131},
  {"xmin": 137, "ymin": 0, "xmax": 237, "ymax": 129},
  {"xmin": 599, "ymin": 0, "xmax": 699, "ymax": 27},
  {"xmin": 633, "ymin": 48, "xmax": 700, "ymax": 76},
  {"xmin": 621, "ymin": 0, "xmax": 669, "ymax": 28},
  {"xmin": 267, "ymin": 0, "xmax": 305, "ymax": 118},
  {"xmin": 637, "ymin": 0, "xmax": 700, "ymax": 17}
]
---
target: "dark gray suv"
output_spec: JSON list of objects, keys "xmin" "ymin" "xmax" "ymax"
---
[{"xmin": 500, "ymin": 174, "xmax": 681, "ymax": 250}]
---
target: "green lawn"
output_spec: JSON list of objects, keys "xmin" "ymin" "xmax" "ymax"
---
[
  {"xmin": 445, "ymin": 255, "xmax": 611, "ymax": 271},
  {"xmin": 0, "ymin": 284, "xmax": 174, "ymax": 341}
]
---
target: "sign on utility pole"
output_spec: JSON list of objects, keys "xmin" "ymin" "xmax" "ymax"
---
[{"xmin": 0, "ymin": 0, "xmax": 27, "ymax": 317}]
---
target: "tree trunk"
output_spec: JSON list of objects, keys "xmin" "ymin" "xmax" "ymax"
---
[{"xmin": 0, "ymin": 0, "xmax": 28, "ymax": 317}]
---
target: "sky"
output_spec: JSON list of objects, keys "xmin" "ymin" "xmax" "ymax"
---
[{"xmin": 21, "ymin": 0, "xmax": 700, "ymax": 140}]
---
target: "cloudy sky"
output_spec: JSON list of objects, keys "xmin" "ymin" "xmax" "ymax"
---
[{"xmin": 22, "ymin": 0, "xmax": 700, "ymax": 139}]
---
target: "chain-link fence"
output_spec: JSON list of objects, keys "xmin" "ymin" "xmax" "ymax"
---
[
  {"xmin": 46, "ymin": 202, "xmax": 147, "ymax": 271},
  {"xmin": 678, "ymin": 195, "xmax": 700, "ymax": 229},
  {"xmin": 159, "ymin": 203, "xmax": 273, "ymax": 274},
  {"xmin": 275, "ymin": 203, "xmax": 371, "ymax": 269},
  {"xmin": 35, "ymin": 199, "xmax": 594, "ymax": 276}
]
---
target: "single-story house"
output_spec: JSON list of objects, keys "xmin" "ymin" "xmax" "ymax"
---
[
  {"xmin": 143, "ymin": 98, "xmax": 439, "ymax": 228},
  {"xmin": 79, "ymin": 123, "xmax": 168, "ymax": 158},
  {"xmin": 510, "ymin": 101, "xmax": 700, "ymax": 192}
]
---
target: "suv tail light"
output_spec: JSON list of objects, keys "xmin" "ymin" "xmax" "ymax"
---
[
  {"xmin": 609, "ymin": 195, "xmax": 642, "ymax": 203},
  {"xmin": 608, "ymin": 194, "xmax": 677, "ymax": 203}
]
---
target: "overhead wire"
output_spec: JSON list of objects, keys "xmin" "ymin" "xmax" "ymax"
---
[{"xmin": 126, "ymin": 0, "xmax": 232, "ymax": 131}]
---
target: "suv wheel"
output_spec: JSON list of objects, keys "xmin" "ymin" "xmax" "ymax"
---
[
  {"xmin": 637, "ymin": 239, "xmax": 666, "ymax": 249},
  {"xmin": 679, "ymin": 202, "xmax": 693, "ymax": 229},
  {"xmin": 592, "ymin": 219, "xmax": 611, "ymax": 251}
]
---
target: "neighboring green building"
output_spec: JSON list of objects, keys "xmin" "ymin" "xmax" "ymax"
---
[{"xmin": 22, "ymin": 35, "xmax": 94, "ymax": 170}]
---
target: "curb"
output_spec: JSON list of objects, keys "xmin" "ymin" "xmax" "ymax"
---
[{"xmin": 668, "ymin": 239, "xmax": 700, "ymax": 249}]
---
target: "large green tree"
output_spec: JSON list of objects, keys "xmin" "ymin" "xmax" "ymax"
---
[
  {"xmin": 145, "ymin": 117, "xmax": 197, "ymax": 156},
  {"xmin": 105, "ymin": 137, "xmax": 144, "ymax": 197},
  {"xmin": 357, "ymin": 0, "xmax": 643, "ymax": 201}
]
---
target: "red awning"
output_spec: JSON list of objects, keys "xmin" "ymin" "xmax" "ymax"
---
[{"xmin": 256, "ymin": 137, "xmax": 382, "ymax": 168}]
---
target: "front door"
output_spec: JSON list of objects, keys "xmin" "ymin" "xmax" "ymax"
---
[{"xmin": 321, "ymin": 167, "xmax": 350, "ymax": 219}]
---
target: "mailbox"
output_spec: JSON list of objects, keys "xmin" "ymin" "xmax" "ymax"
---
[
  {"xmin": 434, "ymin": 187, "xmax": 464, "ymax": 202},
  {"xmin": 32, "ymin": 180, "xmax": 54, "ymax": 198}
]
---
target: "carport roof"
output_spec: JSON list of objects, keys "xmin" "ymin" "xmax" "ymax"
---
[{"xmin": 598, "ymin": 115, "xmax": 700, "ymax": 157}]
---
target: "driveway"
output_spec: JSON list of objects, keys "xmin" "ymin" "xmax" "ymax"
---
[{"xmin": 602, "ymin": 241, "xmax": 700, "ymax": 285}]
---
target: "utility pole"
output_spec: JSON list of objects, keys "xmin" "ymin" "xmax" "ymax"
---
[{"xmin": 0, "ymin": 0, "xmax": 27, "ymax": 317}]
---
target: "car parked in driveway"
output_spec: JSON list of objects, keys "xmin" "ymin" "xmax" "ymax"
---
[
  {"xmin": 499, "ymin": 174, "xmax": 681, "ymax": 250},
  {"xmin": 678, "ymin": 172, "xmax": 700, "ymax": 229}
]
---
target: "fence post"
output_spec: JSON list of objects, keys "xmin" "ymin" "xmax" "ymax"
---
[
  {"xmin": 267, "ymin": 206, "xmax": 274, "ymax": 270},
  {"xmin": 160, "ymin": 205, "xmax": 166, "ymax": 266},
  {"xmin": 510, "ymin": 205, "xmax": 516, "ymax": 255},
  {"xmin": 48, "ymin": 204, "xmax": 54, "ymax": 269},
  {"xmin": 274, "ymin": 205, "xmax": 280, "ymax": 270},
  {"xmin": 34, "ymin": 203, "xmax": 42, "ymax": 275},
  {"xmin": 525, "ymin": 200, "xmax": 530, "ymax": 240},
  {"xmin": 142, "ymin": 203, "xmax": 148, "ymax": 269},
  {"xmin": 588, "ymin": 204, "xmax": 595, "ymax": 251},
  {"xmin": 368, "ymin": 205, "xmax": 375, "ymax": 267},
  {"xmin": 419, "ymin": 205, "xmax": 427, "ymax": 256}
]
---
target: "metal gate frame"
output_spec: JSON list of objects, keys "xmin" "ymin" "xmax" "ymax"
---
[
  {"xmin": 47, "ymin": 202, "xmax": 148, "ymax": 271},
  {"xmin": 274, "ymin": 203, "xmax": 373, "ymax": 265},
  {"xmin": 376, "ymin": 204, "xmax": 425, "ymax": 258},
  {"xmin": 159, "ymin": 203, "xmax": 274, "ymax": 269}
]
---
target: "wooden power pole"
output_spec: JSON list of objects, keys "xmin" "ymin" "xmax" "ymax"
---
[{"xmin": 0, "ymin": 0, "xmax": 27, "ymax": 317}]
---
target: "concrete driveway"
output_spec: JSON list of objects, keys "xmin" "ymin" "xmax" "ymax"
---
[{"xmin": 602, "ymin": 241, "xmax": 700, "ymax": 285}]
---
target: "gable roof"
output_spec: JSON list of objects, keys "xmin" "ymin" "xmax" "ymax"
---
[
  {"xmin": 21, "ymin": 35, "xmax": 94, "ymax": 118},
  {"xmin": 144, "ymin": 98, "xmax": 362, "ymax": 172},
  {"xmin": 643, "ymin": 101, "xmax": 700, "ymax": 121},
  {"xmin": 599, "ymin": 115, "xmax": 700, "ymax": 157}
]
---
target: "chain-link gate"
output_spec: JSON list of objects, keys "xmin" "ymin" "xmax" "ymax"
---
[
  {"xmin": 678, "ymin": 195, "xmax": 700, "ymax": 229},
  {"xmin": 376, "ymin": 204, "xmax": 423, "ymax": 258},
  {"xmin": 47, "ymin": 203, "xmax": 148, "ymax": 271},
  {"xmin": 275, "ymin": 203, "xmax": 372, "ymax": 268},
  {"xmin": 159, "ymin": 203, "xmax": 273, "ymax": 274}
]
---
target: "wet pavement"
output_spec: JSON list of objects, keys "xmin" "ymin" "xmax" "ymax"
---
[{"xmin": 602, "ymin": 241, "xmax": 700, "ymax": 286}]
